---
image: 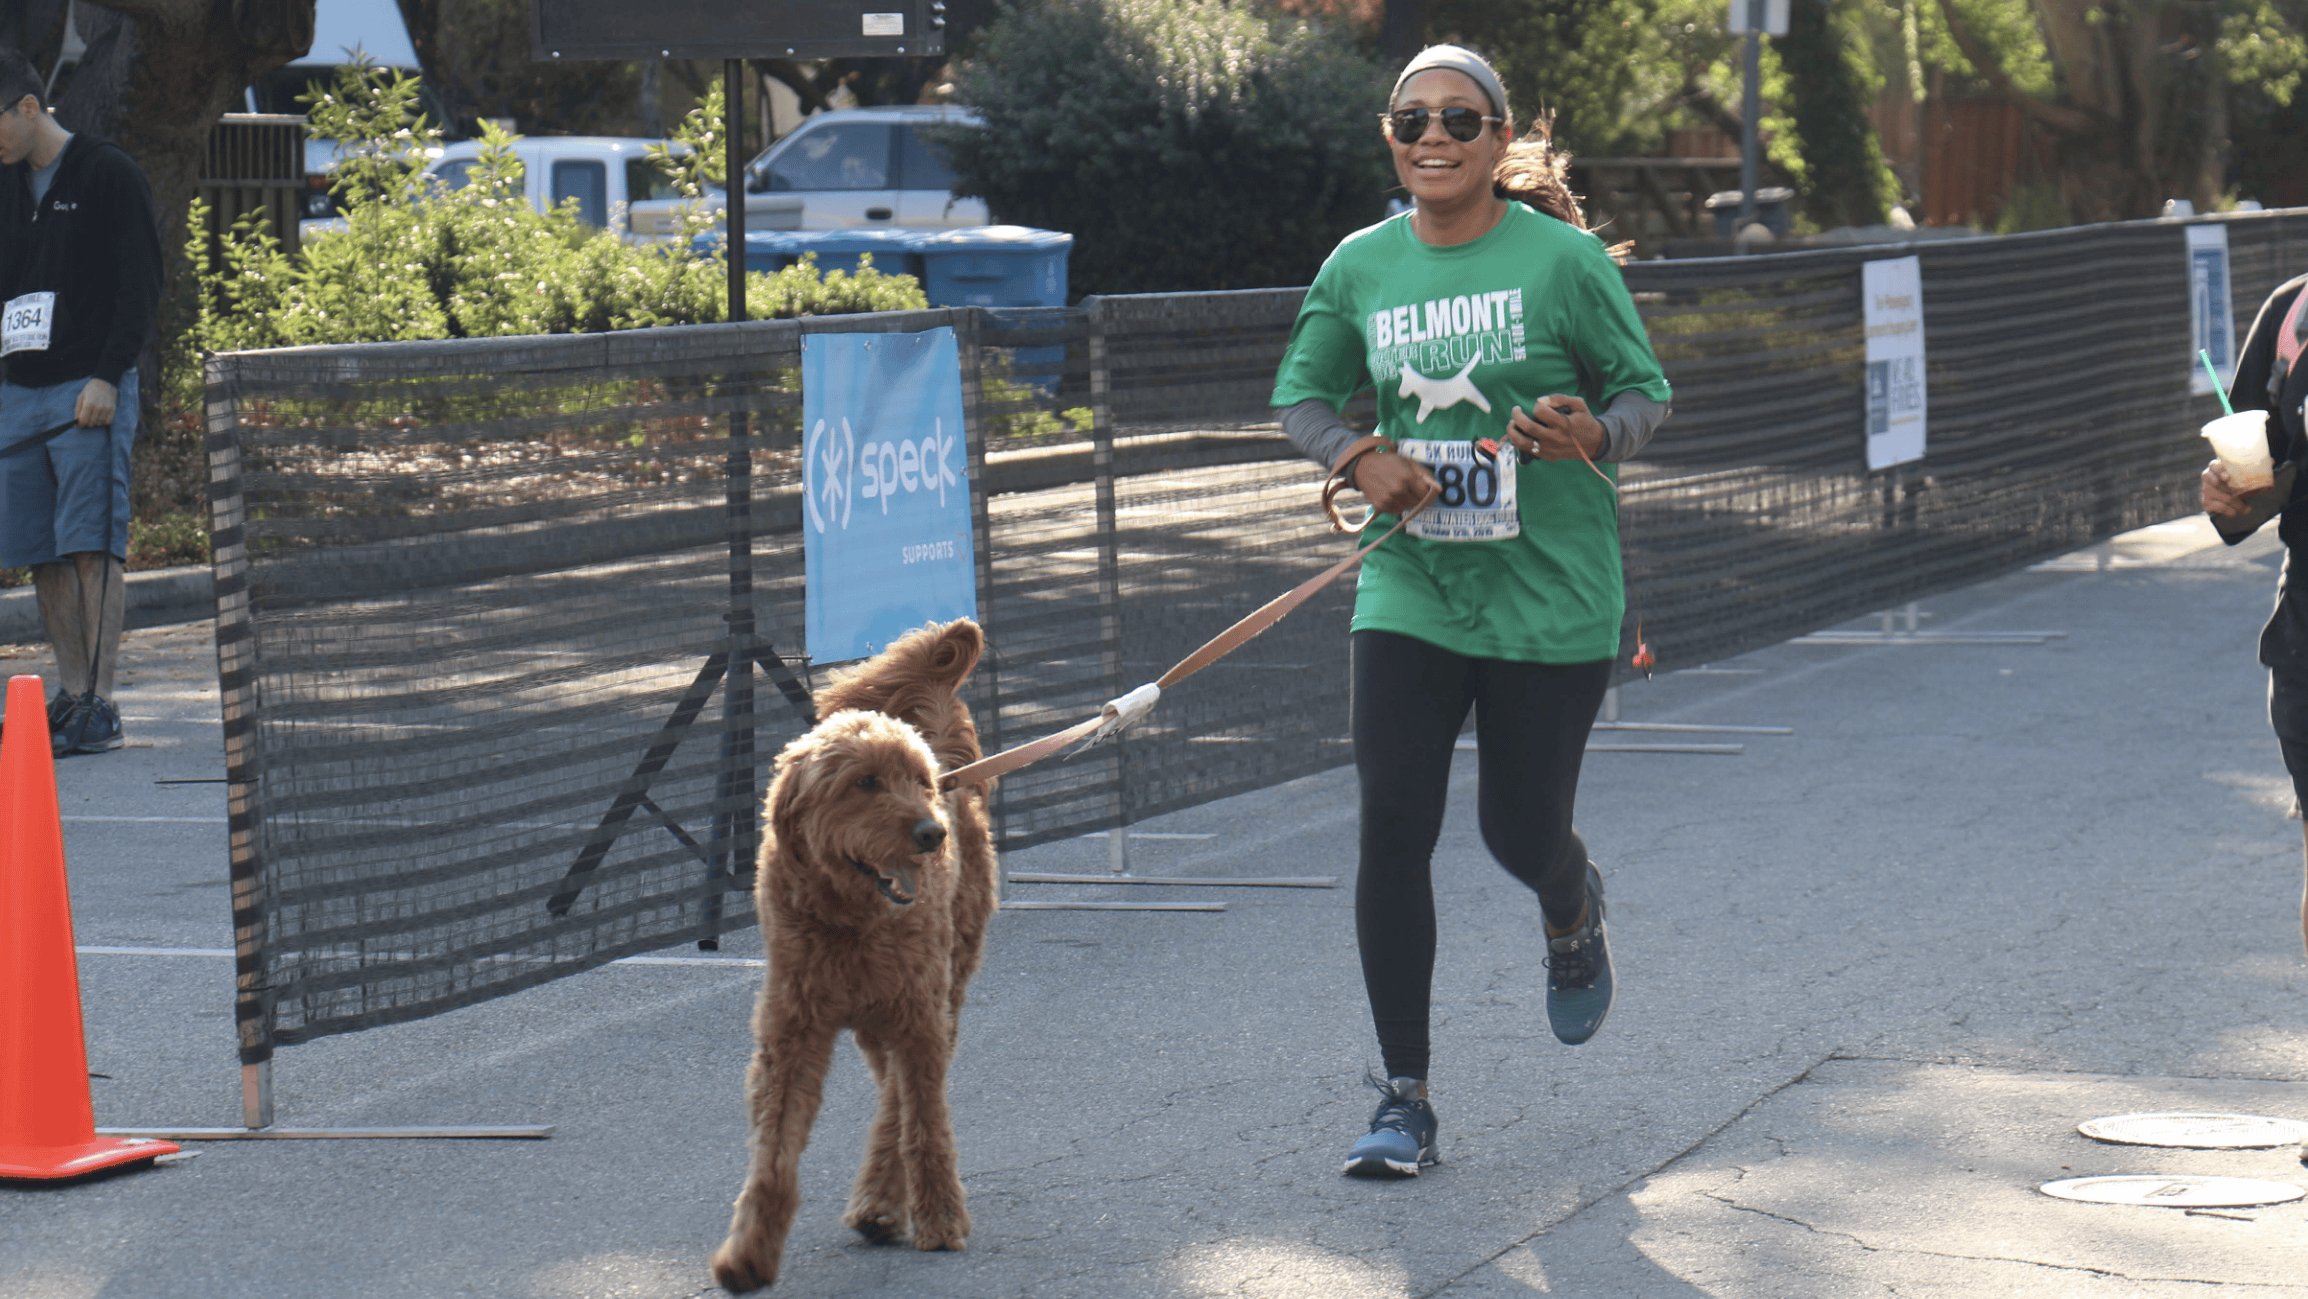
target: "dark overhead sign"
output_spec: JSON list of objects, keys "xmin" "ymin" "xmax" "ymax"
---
[{"xmin": 530, "ymin": 0, "xmax": 947, "ymax": 62}]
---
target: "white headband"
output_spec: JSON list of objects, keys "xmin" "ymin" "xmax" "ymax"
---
[{"xmin": 1390, "ymin": 45, "xmax": 1509, "ymax": 122}]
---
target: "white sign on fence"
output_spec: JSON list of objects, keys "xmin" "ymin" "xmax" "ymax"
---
[
  {"xmin": 1863, "ymin": 255, "xmax": 1927, "ymax": 470},
  {"xmin": 2187, "ymin": 223, "xmax": 2235, "ymax": 395}
]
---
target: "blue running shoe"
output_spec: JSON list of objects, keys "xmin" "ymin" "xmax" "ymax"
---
[
  {"xmin": 1342, "ymin": 1074, "xmax": 1438, "ymax": 1178},
  {"xmin": 52, "ymin": 693, "xmax": 122, "ymax": 758},
  {"xmin": 1545, "ymin": 861, "xmax": 1615, "ymax": 1045}
]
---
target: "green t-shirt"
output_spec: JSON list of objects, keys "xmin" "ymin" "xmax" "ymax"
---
[{"xmin": 1271, "ymin": 203, "xmax": 1671, "ymax": 663}]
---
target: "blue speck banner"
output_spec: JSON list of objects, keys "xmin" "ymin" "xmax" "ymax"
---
[{"xmin": 801, "ymin": 329, "xmax": 975, "ymax": 664}]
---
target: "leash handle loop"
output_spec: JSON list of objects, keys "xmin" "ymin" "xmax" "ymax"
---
[{"xmin": 1322, "ymin": 434, "xmax": 1394, "ymax": 534}]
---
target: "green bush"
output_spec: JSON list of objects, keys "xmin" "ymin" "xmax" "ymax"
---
[
  {"xmin": 946, "ymin": 0, "xmax": 1392, "ymax": 297},
  {"xmin": 182, "ymin": 62, "xmax": 927, "ymax": 367},
  {"xmin": 129, "ymin": 513, "xmax": 213, "ymax": 570},
  {"xmin": 1774, "ymin": 0, "xmax": 1898, "ymax": 230},
  {"xmin": 153, "ymin": 63, "xmax": 932, "ymax": 565}
]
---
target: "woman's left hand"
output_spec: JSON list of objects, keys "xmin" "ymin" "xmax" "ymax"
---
[{"xmin": 1507, "ymin": 395, "xmax": 1604, "ymax": 462}]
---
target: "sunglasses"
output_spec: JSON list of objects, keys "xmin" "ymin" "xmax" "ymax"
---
[{"xmin": 1381, "ymin": 106, "xmax": 1502, "ymax": 145}]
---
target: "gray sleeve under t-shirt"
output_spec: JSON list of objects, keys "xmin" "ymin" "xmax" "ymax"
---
[{"xmin": 1278, "ymin": 391, "xmax": 1670, "ymax": 479}]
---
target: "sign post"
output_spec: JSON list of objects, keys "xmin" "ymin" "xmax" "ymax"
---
[{"xmin": 1725, "ymin": 0, "xmax": 1788, "ymax": 232}]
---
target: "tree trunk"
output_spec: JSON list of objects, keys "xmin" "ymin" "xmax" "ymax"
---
[
  {"xmin": 2, "ymin": 0, "xmax": 76, "ymax": 81},
  {"xmin": 55, "ymin": 1, "xmax": 314, "ymax": 283},
  {"xmin": 638, "ymin": 59, "xmax": 663, "ymax": 138},
  {"xmin": 1935, "ymin": 0, "xmax": 2219, "ymax": 223},
  {"xmin": 1377, "ymin": 0, "xmax": 1425, "ymax": 71},
  {"xmin": 49, "ymin": 1, "xmax": 312, "ymax": 437},
  {"xmin": 394, "ymin": 0, "xmax": 464, "ymax": 130},
  {"xmin": 1775, "ymin": 0, "xmax": 1891, "ymax": 229}
]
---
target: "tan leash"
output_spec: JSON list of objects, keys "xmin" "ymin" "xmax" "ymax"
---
[{"xmin": 940, "ymin": 460, "xmax": 1435, "ymax": 791}]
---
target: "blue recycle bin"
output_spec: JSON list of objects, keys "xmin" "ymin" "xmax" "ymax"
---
[
  {"xmin": 912, "ymin": 226, "xmax": 1074, "ymax": 388},
  {"xmin": 692, "ymin": 228, "xmax": 925, "ymax": 279},
  {"xmin": 910, "ymin": 225, "xmax": 1072, "ymax": 308}
]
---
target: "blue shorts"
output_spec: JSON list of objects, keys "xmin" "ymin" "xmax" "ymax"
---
[{"xmin": 0, "ymin": 371, "xmax": 136, "ymax": 567}]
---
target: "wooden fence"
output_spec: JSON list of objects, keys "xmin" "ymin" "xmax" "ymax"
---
[{"xmin": 197, "ymin": 114, "xmax": 308, "ymax": 262}]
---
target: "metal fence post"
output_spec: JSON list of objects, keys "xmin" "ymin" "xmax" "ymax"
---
[
  {"xmin": 701, "ymin": 56, "xmax": 757, "ymax": 951},
  {"xmin": 206, "ymin": 355, "xmax": 273, "ymax": 1130},
  {"xmin": 1087, "ymin": 297, "xmax": 1129, "ymax": 874},
  {"xmin": 957, "ymin": 307, "xmax": 1007, "ymax": 881}
]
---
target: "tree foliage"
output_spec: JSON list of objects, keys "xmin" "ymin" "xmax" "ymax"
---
[
  {"xmin": 1418, "ymin": 0, "xmax": 1893, "ymax": 225},
  {"xmin": 1920, "ymin": 0, "xmax": 2307, "ymax": 219},
  {"xmin": 181, "ymin": 64, "xmax": 925, "ymax": 379},
  {"xmin": 1426, "ymin": 0, "xmax": 1678, "ymax": 158},
  {"xmin": 946, "ymin": 0, "xmax": 1392, "ymax": 296},
  {"xmin": 2230, "ymin": 0, "xmax": 2308, "ymax": 208},
  {"xmin": 1775, "ymin": 0, "xmax": 1899, "ymax": 227}
]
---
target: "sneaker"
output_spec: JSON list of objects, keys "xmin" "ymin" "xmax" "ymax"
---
[
  {"xmin": 1342, "ymin": 1074, "xmax": 1438, "ymax": 1178},
  {"xmin": 1545, "ymin": 861, "xmax": 1616, "ymax": 1045},
  {"xmin": 51, "ymin": 693, "xmax": 123, "ymax": 758},
  {"xmin": 1, "ymin": 690, "xmax": 74, "ymax": 744}
]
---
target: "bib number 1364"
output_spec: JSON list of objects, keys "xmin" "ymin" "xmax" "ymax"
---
[
  {"xmin": 1398, "ymin": 438, "xmax": 1519, "ymax": 541},
  {"xmin": 1, "ymin": 292, "xmax": 55, "ymax": 357}
]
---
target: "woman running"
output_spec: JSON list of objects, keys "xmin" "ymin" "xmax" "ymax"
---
[{"xmin": 1270, "ymin": 44, "xmax": 1672, "ymax": 1177}]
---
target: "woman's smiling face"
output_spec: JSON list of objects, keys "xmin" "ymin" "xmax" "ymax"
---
[{"xmin": 1386, "ymin": 69, "xmax": 1507, "ymax": 211}]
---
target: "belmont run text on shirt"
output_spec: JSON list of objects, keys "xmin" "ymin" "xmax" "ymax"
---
[{"xmin": 1365, "ymin": 289, "xmax": 1528, "ymax": 387}]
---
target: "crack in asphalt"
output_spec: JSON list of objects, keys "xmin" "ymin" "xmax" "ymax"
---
[
  {"xmin": 1411, "ymin": 1048, "xmax": 1842, "ymax": 1298},
  {"xmin": 1695, "ymin": 1189, "xmax": 2296, "ymax": 1286}
]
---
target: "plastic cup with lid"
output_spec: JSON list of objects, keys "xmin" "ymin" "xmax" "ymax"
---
[{"xmin": 2204, "ymin": 409, "xmax": 2275, "ymax": 492}]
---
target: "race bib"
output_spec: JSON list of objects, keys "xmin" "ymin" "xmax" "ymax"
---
[
  {"xmin": 1399, "ymin": 438, "xmax": 1518, "ymax": 541},
  {"xmin": 2, "ymin": 292, "xmax": 54, "ymax": 357}
]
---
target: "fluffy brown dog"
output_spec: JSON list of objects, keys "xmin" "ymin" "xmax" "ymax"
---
[
  {"xmin": 809, "ymin": 618, "xmax": 998, "ymax": 1022},
  {"xmin": 711, "ymin": 620, "xmax": 998, "ymax": 1293}
]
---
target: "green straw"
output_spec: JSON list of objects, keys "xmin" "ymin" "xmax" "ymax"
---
[{"xmin": 2203, "ymin": 349, "xmax": 2234, "ymax": 415}]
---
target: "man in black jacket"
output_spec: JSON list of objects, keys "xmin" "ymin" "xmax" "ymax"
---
[
  {"xmin": 2204, "ymin": 270, "xmax": 2308, "ymax": 959},
  {"xmin": 0, "ymin": 49, "xmax": 163, "ymax": 757}
]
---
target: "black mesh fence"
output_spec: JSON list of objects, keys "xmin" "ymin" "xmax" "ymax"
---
[
  {"xmin": 1614, "ymin": 216, "xmax": 2306, "ymax": 666},
  {"xmin": 207, "ymin": 211, "xmax": 2308, "ymax": 1060}
]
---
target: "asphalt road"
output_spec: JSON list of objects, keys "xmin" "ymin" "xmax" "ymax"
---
[{"xmin": 4, "ymin": 514, "xmax": 2307, "ymax": 1298}]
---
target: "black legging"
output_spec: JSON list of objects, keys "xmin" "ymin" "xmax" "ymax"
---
[{"xmin": 1351, "ymin": 629, "xmax": 1613, "ymax": 1081}]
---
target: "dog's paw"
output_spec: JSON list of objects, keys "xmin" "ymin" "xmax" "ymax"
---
[
  {"xmin": 709, "ymin": 1236, "xmax": 782, "ymax": 1293},
  {"xmin": 843, "ymin": 1205, "xmax": 906, "ymax": 1245},
  {"xmin": 909, "ymin": 1204, "xmax": 971, "ymax": 1252}
]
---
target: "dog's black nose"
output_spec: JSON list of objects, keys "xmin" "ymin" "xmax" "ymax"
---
[{"xmin": 911, "ymin": 818, "xmax": 947, "ymax": 853}]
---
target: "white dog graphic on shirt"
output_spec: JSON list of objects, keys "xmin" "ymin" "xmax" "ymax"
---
[{"xmin": 1398, "ymin": 355, "xmax": 1491, "ymax": 422}]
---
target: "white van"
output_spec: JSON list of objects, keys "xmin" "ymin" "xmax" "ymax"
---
[
  {"xmin": 423, "ymin": 137, "xmax": 801, "ymax": 242},
  {"xmin": 742, "ymin": 106, "xmax": 989, "ymax": 229}
]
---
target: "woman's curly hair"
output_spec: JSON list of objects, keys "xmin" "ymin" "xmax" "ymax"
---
[{"xmin": 1492, "ymin": 113, "xmax": 1634, "ymax": 263}]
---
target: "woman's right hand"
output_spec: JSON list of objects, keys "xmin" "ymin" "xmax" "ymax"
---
[
  {"xmin": 2203, "ymin": 459, "xmax": 2255, "ymax": 518},
  {"xmin": 1357, "ymin": 447, "xmax": 1440, "ymax": 516}
]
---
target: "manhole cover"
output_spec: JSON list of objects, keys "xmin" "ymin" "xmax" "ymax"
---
[
  {"xmin": 2040, "ymin": 1175, "xmax": 2306, "ymax": 1208},
  {"xmin": 2078, "ymin": 1112, "xmax": 2308, "ymax": 1149}
]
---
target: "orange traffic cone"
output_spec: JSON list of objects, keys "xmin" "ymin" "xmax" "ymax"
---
[{"xmin": 0, "ymin": 674, "xmax": 178, "ymax": 1179}]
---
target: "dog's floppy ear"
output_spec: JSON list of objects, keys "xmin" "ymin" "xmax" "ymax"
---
[
  {"xmin": 818, "ymin": 619, "xmax": 984, "ymax": 716},
  {"xmin": 767, "ymin": 732, "xmax": 842, "ymax": 851},
  {"xmin": 922, "ymin": 619, "xmax": 983, "ymax": 688}
]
